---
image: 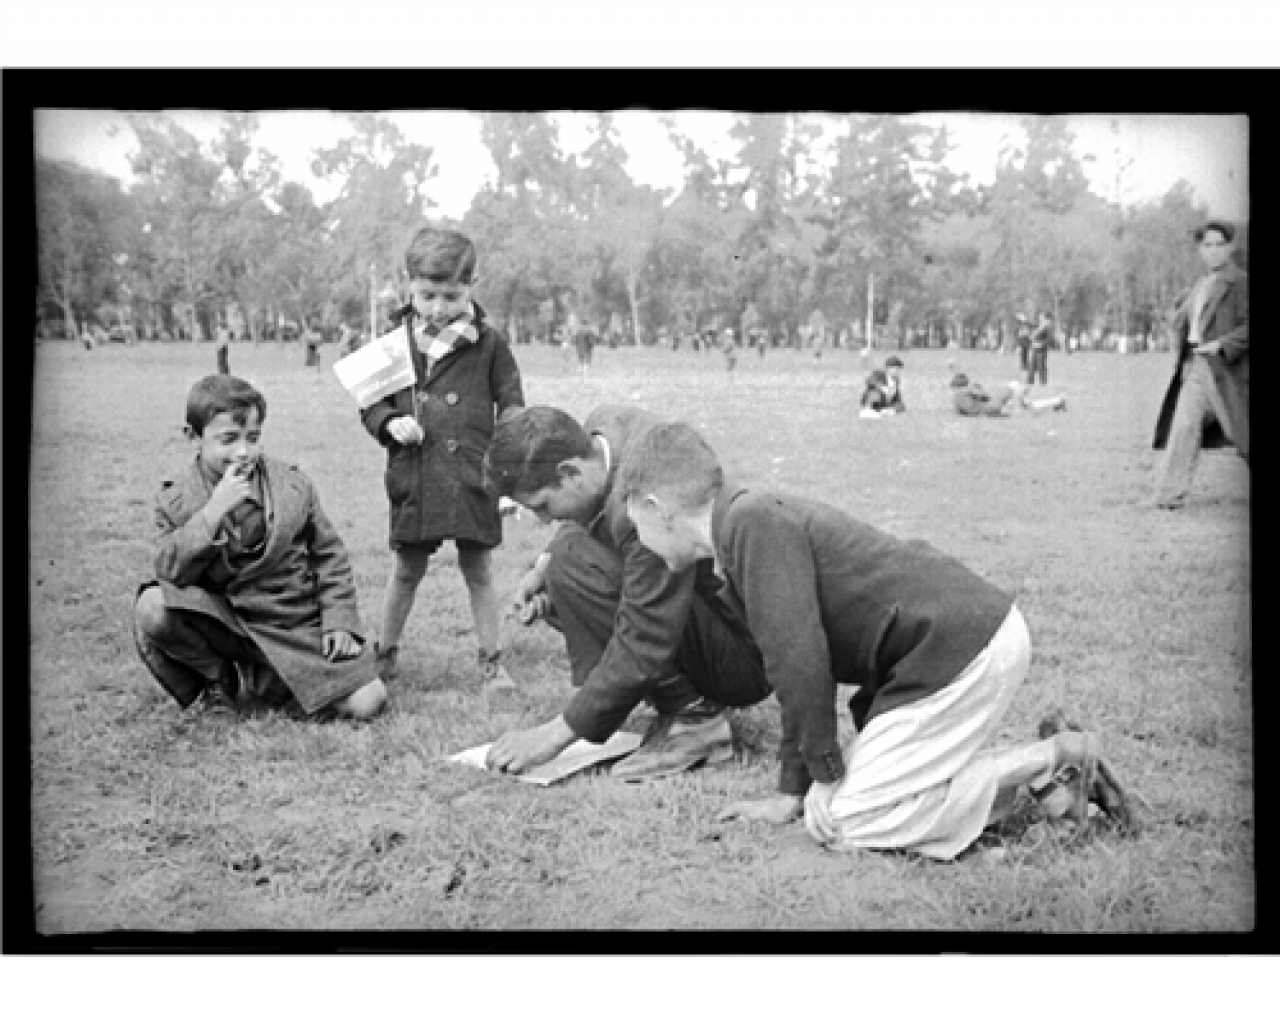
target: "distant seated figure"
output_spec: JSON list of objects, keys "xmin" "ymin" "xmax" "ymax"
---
[
  {"xmin": 950, "ymin": 373, "xmax": 1017, "ymax": 417},
  {"xmin": 883, "ymin": 356, "xmax": 907, "ymax": 412},
  {"xmin": 860, "ymin": 370, "xmax": 893, "ymax": 418}
]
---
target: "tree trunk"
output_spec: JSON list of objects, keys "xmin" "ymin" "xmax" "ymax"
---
[{"xmin": 626, "ymin": 254, "xmax": 641, "ymax": 348}]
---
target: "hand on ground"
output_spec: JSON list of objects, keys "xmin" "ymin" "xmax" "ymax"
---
[
  {"xmin": 716, "ymin": 793, "xmax": 804, "ymax": 826},
  {"xmin": 485, "ymin": 717, "xmax": 574, "ymax": 773}
]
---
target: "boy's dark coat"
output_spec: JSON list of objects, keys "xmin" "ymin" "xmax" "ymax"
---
[
  {"xmin": 1153, "ymin": 262, "xmax": 1249, "ymax": 458},
  {"xmin": 146, "ymin": 454, "xmax": 377, "ymax": 714},
  {"xmin": 361, "ymin": 306, "xmax": 524, "ymax": 547}
]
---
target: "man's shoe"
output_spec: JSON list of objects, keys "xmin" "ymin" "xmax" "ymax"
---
[
  {"xmin": 612, "ymin": 711, "xmax": 734, "ymax": 782},
  {"xmin": 199, "ymin": 678, "xmax": 239, "ymax": 720}
]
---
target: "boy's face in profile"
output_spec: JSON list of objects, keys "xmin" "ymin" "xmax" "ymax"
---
[
  {"xmin": 188, "ymin": 408, "xmax": 263, "ymax": 481},
  {"xmin": 410, "ymin": 277, "xmax": 474, "ymax": 331},
  {"xmin": 627, "ymin": 495, "xmax": 700, "ymax": 573}
]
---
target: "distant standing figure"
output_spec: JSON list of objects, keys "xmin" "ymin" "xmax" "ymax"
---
[
  {"xmin": 1152, "ymin": 219, "xmax": 1249, "ymax": 509},
  {"xmin": 215, "ymin": 323, "xmax": 231, "ymax": 375},
  {"xmin": 722, "ymin": 329, "xmax": 738, "ymax": 380},
  {"xmin": 951, "ymin": 373, "xmax": 1017, "ymax": 417},
  {"xmin": 1026, "ymin": 313, "xmax": 1052, "ymax": 386},
  {"xmin": 1014, "ymin": 314, "xmax": 1032, "ymax": 372},
  {"xmin": 572, "ymin": 326, "xmax": 596, "ymax": 380},
  {"xmin": 304, "ymin": 327, "xmax": 321, "ymax": 369}
]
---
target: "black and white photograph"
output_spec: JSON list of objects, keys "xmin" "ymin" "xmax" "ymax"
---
[{"xmin": 20, "ymin": 97, "xmax": 1252, "ymax": 940}]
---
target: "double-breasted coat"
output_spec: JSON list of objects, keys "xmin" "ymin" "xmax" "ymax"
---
[
  {"xmin": 142, "ymin": 454, "xmax": 378, "ymax": 714},
  {"xmin": 1153, "ymin": 261, "xmax": 1249, "ymax": 458},
  {"xmin": 361, "ymin": 304, "xmax": 524, "ymax": 549}
]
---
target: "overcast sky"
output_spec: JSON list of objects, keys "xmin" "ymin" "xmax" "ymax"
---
[{"xmin": 33, "ymin": 109, "xmax": 1249, "ymax": 222}]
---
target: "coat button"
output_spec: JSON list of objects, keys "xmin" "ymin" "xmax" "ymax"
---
[
  {"xmin": 446, "ymin": 392, "xmax": 459, "ymax": 405},
  {"xmin": 446, "ymin": 440, "xmax": 459, "ymax": 453}
]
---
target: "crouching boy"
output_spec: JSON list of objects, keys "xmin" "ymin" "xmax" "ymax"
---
[
  {"xmin": 133, "ymin": 374, "xmax": 387, "ymax": 721},
  {"xmin": 619, "ymin": 422, "xmax": 1130, "ymax": 859}
]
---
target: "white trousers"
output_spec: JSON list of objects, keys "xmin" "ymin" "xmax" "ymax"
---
[{"xmin": 814, "ymin": 604, "xmax": 1032, "ymax": 860}]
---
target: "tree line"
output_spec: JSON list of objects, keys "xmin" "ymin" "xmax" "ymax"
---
[{"xmin": 34, "ymin": 111, "xmax": 1244, "ymax": 351}]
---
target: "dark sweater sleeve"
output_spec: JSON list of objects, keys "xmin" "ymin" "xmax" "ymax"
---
[
  {"xmin": 488, "ymin": 329, "xmax": 525, "ymax": 421},
  {"xmin": 727, "ymin": 498, "xmax": 844, "ymax": 794},
  {"xmin": 561, "ymin": 529, "xmax": 694, "ymax": 743}
]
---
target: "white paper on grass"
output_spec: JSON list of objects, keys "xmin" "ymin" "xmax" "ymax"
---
[
  {"xmin": 446, "ymin": 731, "xmax": 643, "ymax": 786},
  {"xmin": 332, "ymin": 325, "xmax": 417, "ymax": 409}
]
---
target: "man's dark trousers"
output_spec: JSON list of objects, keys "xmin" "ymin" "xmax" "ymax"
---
[{"xmin": 543, "ymin": 524, "xmax": 772, "ymax": 716}]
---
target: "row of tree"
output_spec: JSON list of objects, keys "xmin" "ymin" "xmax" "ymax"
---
[{"xmin": 35, "ymin": 111, "xmax": 1244, "ymax": 350}]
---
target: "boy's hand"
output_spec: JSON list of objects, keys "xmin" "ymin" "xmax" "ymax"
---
[
  {"xmin": 716, "ymin": 793, "xmax": 804, "ymax": 826},
  {"xmin": 486, "ymin": 716, "xmax": 576, "ymax": 773},
  {"xmin": 1193, "ymin": 339, "xmax": 1223, "ymax": 357},
  {"xmin": 322, "ymin": 629, "xmax": 360, "ymax": 661},
  {"xmin": 204, "ymin": 461, "xmax": 256, "ymax": 527},
  {"xmin": 511, "ymin": 564, "xmax": 549, "ymax": 626},
  {"xmin": 386, "ymin": 416, "xmax": 425, "ymax": 446},
  {"xmin": 803, "ymin": 781, "xmax": 839, "ymax": 844}
]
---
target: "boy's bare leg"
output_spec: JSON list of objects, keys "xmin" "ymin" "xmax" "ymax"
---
[
  {"xmin": 379, "ymin": 547, "xmax": 431, "ymax": 658},
  {"xmin": 459, "ymin": 545, "xmax": 512, "ymax": 687}
]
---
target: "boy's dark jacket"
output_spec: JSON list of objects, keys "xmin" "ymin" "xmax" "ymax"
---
[
  {"xmin": 143, "ymin": 454, "xmax": 378, "ymax": 714},
  {"xmin": 710, "ymin": 484, "xmax": 1014, "ymax": 792},
  {"xmin": 361, "ymin": 304, "xmax": 524, "ymax": 547},
  {"xmin": 1153, "ymin": 261, "xmax": 1249, "ymax": 458}
]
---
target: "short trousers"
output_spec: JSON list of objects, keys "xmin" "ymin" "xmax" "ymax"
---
[{"xmin": 390, "ymin": 537, "xmax": 496, "ymax": 556}]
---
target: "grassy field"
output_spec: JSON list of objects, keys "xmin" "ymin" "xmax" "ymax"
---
[{"xmin": 28, "ymin": 338, "xmax": 1252, "ymax": 934}]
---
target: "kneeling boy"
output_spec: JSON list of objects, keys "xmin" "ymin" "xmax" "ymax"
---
[
  {"xmin": 619, "ymin": 422, "xmax": 1130, "ymax": 859},
  {"xmin": 133, "ymin": 375, "xmax": 387, "ymax": 721}
]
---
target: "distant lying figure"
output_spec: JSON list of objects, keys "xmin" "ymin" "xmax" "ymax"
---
[{"xmin": 950, "ymin": 373, "xmax": 1018, "ymax": 417}]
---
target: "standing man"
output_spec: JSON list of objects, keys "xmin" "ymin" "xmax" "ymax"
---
[
  {"xmin": 1152, "ymin": 220, "xmax": 1249, "ymax": 509},
  {"xmin": 1026, "ymin": 311, "xmax": 1053, "ymax": 389}
]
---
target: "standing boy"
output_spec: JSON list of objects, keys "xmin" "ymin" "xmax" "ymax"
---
[
  {"xmin": 361, "ymin": 226, "xmax": 525, "ymax": 688},
  {"xmin": 619, "ymin": 422, "xmax": 1131, "ymax": 858},
  {"xmin": 1152, "ymin": 219, "xmax": 1249, "ymax": 509},
  {"xmin": 133, "ymin": 375, "xmax": 386, "ymax": 721}
]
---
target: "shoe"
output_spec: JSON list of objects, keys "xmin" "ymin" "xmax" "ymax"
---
[
  {"xmin": 200, "ymin": 677, "xmax": 239, "ymax": 720},
  {"xmin": 479, "ymin": 650, "xmax": 515, "ymax": 690},
  {"xmin": 375, "ymin": 642, "xmax": 400, "ymax": 683},
  {"xmin": 1035, "ymin": 713, "xmax": 1135, "ymax": 835},
  {"xmin": 611, "ymin": 710, "xmax": 734, "ymax": 782}
]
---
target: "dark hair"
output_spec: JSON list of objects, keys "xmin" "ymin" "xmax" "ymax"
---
[
  {"xmin": 1194, "ymin": 219, "xmax": 1235, "ymax": 244},
  {"xmin": 483, "ymin": 407, "xmax": 594, "ymax": 499},
  {"xmin": 885, "ymin": 356, "xmax": 903, "ymax": 369},
  {"xmin": 185, "ymin": 375, "xmax": 267, "ymax": 434},
  {"xmin": 867, "ymin": 370, "xmax": 888, "ymax": 386},
  {"xmin": 618, "ymin": 422, "xmax": 723, "ymax": 511},
  {"xmin": 404, "ymin": 226, "xmax": 477, "ymax": 283},
  {"xmin": 950, "ymin": 373, "xmax": 970, "ymax": 388}
]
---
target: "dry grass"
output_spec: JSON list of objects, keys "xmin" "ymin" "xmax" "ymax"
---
[{"xmin": 27, "ymin": 339, "xmax": 1251, "ymax": 935}]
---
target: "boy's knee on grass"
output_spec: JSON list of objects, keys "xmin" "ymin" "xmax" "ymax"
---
[
  {"xmin": 134, "ymin": 585, "xmax": 170, "ymax": 640},
  {"xmin": 334, "ymin": 678, "xmax": 388, "ymax": 720}
]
